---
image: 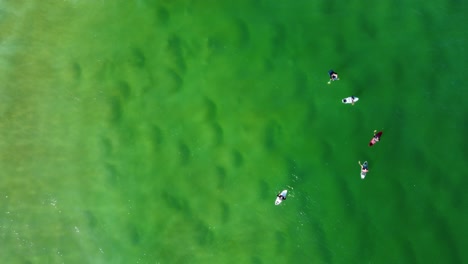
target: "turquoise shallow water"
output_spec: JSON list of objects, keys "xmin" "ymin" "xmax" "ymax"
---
[{"xmin": 0, "ymin": 1, "xmax": 467, "ymax": 263}]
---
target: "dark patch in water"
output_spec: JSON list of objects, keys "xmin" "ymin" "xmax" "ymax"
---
[
  {"xmin": 84, "ymin": 210, "xmax": 97, "ymax": 228},
  {"xmin": 130, "ymin": 48, "xmax": 145, "ymax": 68},
  {"xmin": 335, "ymin": 176, "xmax": 356, "ymax": 217},
  {"xmin": 258, "ymin": 179, "xmax": 270, "ymax": 199},
  {"xmin": 418, "ymin": 7, "xmax": 436, "ymax": 38},
  {"xmin": 270, "ymin": 23, "xmax": 286, "ymax": 57},
  {"xmin": 251, "ymin": 0, "xmax": 265, "ymax": 9},
  {"xmin": 166, "ymin": 35, "xmax": 186, "ymax": 73},
  {"xmin": 151, "ymin": 125, "xmax": 164, "ymax": 147},
  {"xmin": 207, "ymin": 35, "xmax": 225, "ymax": 54},
  {"xmin": 108, "ymin": 97, "xmax": 122, "ymax": 123},
  {"xmin": 178, "ymin": 142, "xmax": 191, "ymax": 165},
  {"xmin": 411, "ymin": 148, "xmax": 427, "ymax": 173},
  {"xmin": 275, "ymin": 231, "xmax": 286, "ymax": 251},
  {"xmin": 164, "ymin": 68, "xmax": 184, "ymax": 93},
  {"xmin": 21, "ymin": 259, "xmax": 32, "ymax": 264},
  {"xmin": 357, "ymin": 216, "xmax": 375, "ymax": 261},
  {"xmin": 264, "ymin": 120, "xmax": 282, "ymax": 150},
  {"xmin": 294, "ymin": 71, "xmax": 309, "ymax": 99},
  {"xmin": 321, "ymin": 0, "xmax": 336, "ymax": 14},
  {"xmin": 234, "ymin": 18, "xmax": 250, "ymax": 49},
  {"xmin": 194, "ymin": 220, "xmax": 214, "ymax": 246},
  {"xmin": 304, "ymin": 104, "xmax": 316, "ymax": 130},
  {"xmin": 156, "ymin": 6, "xmax": 170, "ymax": 25},
  {"xmin": 423, "ymin": 73, "xmax": 438, "ymax": 99},
  {"xmin": 162, "ymin": 191, "xmax": 189, "ymax": 212},
  {"xmin": 104, "ymin": 162, "xmax": 119, "ymax": 186},
  {"xmin": 231, "ymin": 149, "xmax": 244, "ymax": 167},
  {"xmin": 263, "ymin": 57, "xmax": 275, "ymax": 72},
  {"xmin": 220, "ymin": 201, "xmax": 230, "ymax": 223},
  {"xmin": 211, "ymin": 122, "xmax": 223, "ymax": 146},
  {"xmin": 430, "ymin": 44, "xmax": 449, "ymax": 72},
  {"xmin": 334, "ymin": 34, "xmax": 347, "ymax": 55},
  {"xmin": 72, "ymin": 62, "xmax": 81, "ymax": 80},
  {"xmin": 388, "ymin": 179, "xmax": 407, "ymax": 214},
  {"xmin": 128, "ymin": 224, "xmax": 141, "ymax": 245},
  {"xmin": 400, "ymin": 239, "xmax": 418, "ymax": 264},
  {"xmin": 117, "ymin": 81, "xmax": 131, "ymax": 98},
  {"xmin": 100, "ymin": 137, "xmax": 112, "ymax": 156},
  {"xmin": 319, "ymin": 140, "xmax": 333, "ymax": 161},
  {"xmin": 203, "ymin": 97, "xmax": 217, "ymax": 121},
  {"xmin": 216, "ymin": 166, "xmax": 226, "ymax": 190},
  {"xmin": 424, "ymin": 203, "xmax": 462, "ymax": 263},
  {"xmin": 451, "ymin": 183, "xmax": 467, "ymax": 210},
  {"xmin": 392, "ymin": 60, "xmax": 405, "ymax": 86},
  {"xmin": 359, "ymin": 16, "xmax": 377, "ymax": 39},
  {"xmin": 250, "ymin": 256, "xmax": 263, "ymax": 264},
  {"xmin": 120, "ymin": 126, "xmax": 135, "ymax": 143},
  {"xmin": 428, "ymin": 166, "xmax": 445, "ymax": 192},
  {"xmin": 311, "ymin": 219, "xmax": 332, "ymax": 263}
]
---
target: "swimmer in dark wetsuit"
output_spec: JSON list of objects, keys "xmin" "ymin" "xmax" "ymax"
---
[{"xmin": 328, "ymin": 70, "xmax": 339, "ymax": 84}]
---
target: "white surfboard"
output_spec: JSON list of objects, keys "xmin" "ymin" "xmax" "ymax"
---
[
  {"xmin": 342, "ymin": 96, "xmax": 359, "ymax": 104},
  {"xmin": 361, "ymin": 171, "xmax": 367, "ymax": 179},
  {"xmin": 275, "ymin": 190, "xmax": 288, "ymax": 205}
]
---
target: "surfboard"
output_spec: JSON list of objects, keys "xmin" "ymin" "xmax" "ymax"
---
[
  {"xmin": 369, "ymin": 131, "xmax": 383, "ymax": 146},
  {"xmin": 275, "ymin": 190, "xmax": 288, "ymax": 205},
  {"xmin": 361, "ymin": 171, "xmax": 367, "ymax": 179},
  {"xmin": 342, "ymin": 96, "xmax": 359, "ymax": 104}
]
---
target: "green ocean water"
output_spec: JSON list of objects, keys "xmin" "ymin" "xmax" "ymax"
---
[{"xmin": 0, "ymin": 0, "xmax": 466, "ymax": 263}]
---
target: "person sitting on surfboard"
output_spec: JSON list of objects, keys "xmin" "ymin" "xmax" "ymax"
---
[
  {"xmin": 369, "ymin": 130, "xmax": 383, "ymax": 146},
  {"xmin": 328, "ymin": 70, "xmax": 339, "ymax": 84},
  {"xmin": 359, "ymin": 161, "xmax": 368, "ymax": 173}
]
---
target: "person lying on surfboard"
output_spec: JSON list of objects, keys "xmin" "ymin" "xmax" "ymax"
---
[
  {"xmin": 275, "ymin": 190, "xmax": 288, "ymax": 205},
  {"xmin": 328, "ymin": 70, "xmax": 339, "ymax": 84},
  {"xmin": 277, "ymin": 192, "xmax": 286, "ymax": 201},
  {"xmin": 342, "ymin": 96, "xmax": 357, "ymax": 105},
  {"xmin": 369, "ymin": 130, "xmax": 383, "ymax": 146}
]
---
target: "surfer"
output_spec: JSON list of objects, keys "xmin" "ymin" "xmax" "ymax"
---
[
  {"xmin": 275, "ymin": 190, "xmax": 288, "ymax": 205},
  {"xmin": 277, "ymin": 193, "xmax": 286, "ymax": 201},
  {"xmin": 359, "ymin": 161, "xmax": 369, "ymax": 173},
  {"xmin": 358, "ymin": 161, "xmax": 369, "ymax": 179},
  {"xmin": 328, "ymin": 70, "xmax": 339, "ymax": 84},
  {"xmin": 369, "ymin": 130, "xmax": 383, "ymax": 146},
  {"xmin": 342, "ymin": 96, "xmax": 357, "ymax": 105}
]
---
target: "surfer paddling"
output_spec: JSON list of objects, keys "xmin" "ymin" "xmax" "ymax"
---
[
  {"xmin": 358, "ymin": 161, "xmax": 369, "ymax": 179},
  {"xmin": 369, "ymin": 130, "xmax": 383, "ymax": 146},
  {"xmin": 275, "ymin": 190, "xmax": 288, "ymax": 205},
  {"xmin": 342, "ymin": 96, "xmax": 357, "ymax": 105},
  {"xmin": 277, "ymin": 193, "xmax": 286, "ymax": 201},
  {"xmin": 328, "ymin": 70, "xmax": 339, "ymax": 84}
]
